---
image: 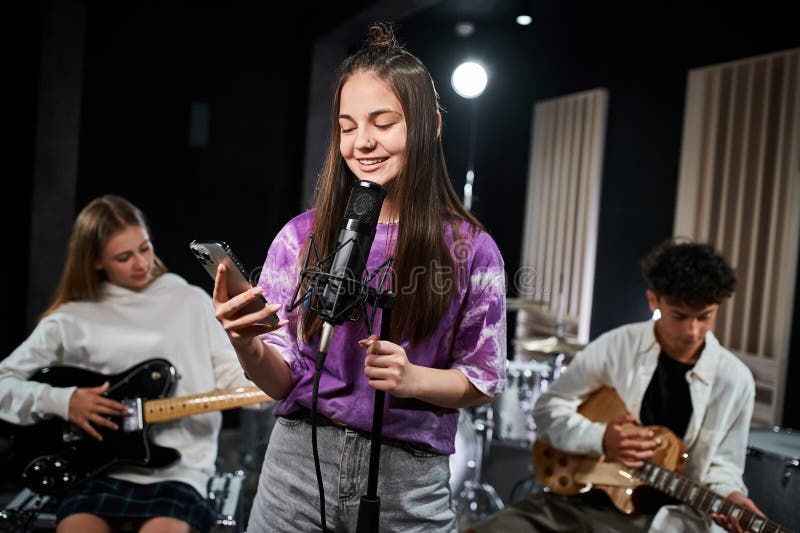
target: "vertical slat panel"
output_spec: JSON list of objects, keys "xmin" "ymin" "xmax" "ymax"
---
[
  {"xmin": 756, "ymin": 55, "xmax": 785, "ymax": 356},
  {"xmin": 774, "ymin": 50, "xmax": 800, "ymax": 423},
  {"xmin": 675, "ymin": 48, "xmax": 800, "ymax": 426},
  {"xmin": 571, "ymin": 98, "xmax": 592, "ymax": 317},
  {"xmin": 579, "ymin": 91, "xmax": 608, "ymax": 342},
  {"xmin": 519, "ymin": 107, "xmax": 539, "ymax": 272},
  {"xmin": 674, "ymin": 70, "xmax": 701, "ymax": 239},
  {"xmin": 742, "ymin": 59, "xmax": 770, "ymax": 354},
  {"xmin": 582, "ymin": 91, "xmax": 599, "ymax": 320},
  {"xmin": 697, "ymin": 70, "xmax": 720, "ymax": 239},
  {"xmin": 718, "ymin": 64, "xmax": 739, "ymax": 343},
  {"xmin": 518, "ymin": 88, "xmax": 609, "ymax": 343},
  {"xmin": 556, "ymin": 99, "xmax": 571, "ymax": 307},
  {"xmin": 761, "ymin": 55, "xmax": 788, "ymax": 358},
  {"xmin": 551, "ymin": 98, "xmax": 570, "ymax": 312},
  {"xmin": 705, "ymin": 68, "xmax": 730, "ymax": 255},
  {"xmin": 565, "ymin": 96, "xmax": 586, "ymax": 317},
  {"xmin": 534, "ymin": 103, "xmax": 555, "ymax": 301},
  {"xmin": 562, "ymin": 98, "xmax": 578, "ymax": 314},
  {"xmin": 557, "ymin": 98, "xmax": 578, "ymax": 318},
  {"xmin": 521, "ymin": 103, "xmax": 545, "ymax": 297},
  {"xmin": 729, "ymin": 63, "xmax": 754, "ymax": 351},
  {"xmin": 542, "ymin": 102, "xmax": 561, "ymax": 302}
]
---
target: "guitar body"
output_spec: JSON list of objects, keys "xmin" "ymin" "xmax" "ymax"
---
[
  {"xmin": 532, "ymin": 386, "xmax": 687, "ymax": 514},
  {"xmin": 532, "ymin": 388, "xmax": 793, "ymax": 531},
  {"xmin": 15, "ymin": 358, "xmax": 178, "ymax": 495}
]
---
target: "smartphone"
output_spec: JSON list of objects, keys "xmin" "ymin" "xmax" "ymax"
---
[{"xmin": 189, "ymin": 239, "xmax": 279, "ymax": 326}]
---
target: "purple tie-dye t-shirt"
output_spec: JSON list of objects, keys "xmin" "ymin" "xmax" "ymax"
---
[{"xmin": 256, "ymin": 210, "xmax": 507, "ymax": 454}]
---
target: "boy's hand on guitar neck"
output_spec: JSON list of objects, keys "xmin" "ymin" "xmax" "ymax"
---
[
  {"xmin": 68, "ymin": 381, "xmax": 130, "ymax": 441},
  {"xmin": 711, "ymin": 491, "xmax": 765, "ymax": 533},
  {"xmin": 602, "ymin": 413, "xmax": 658, "ymax": 467}
]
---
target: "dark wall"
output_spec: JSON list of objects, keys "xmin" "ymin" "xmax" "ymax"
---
[
  {"xmin": 8, "ymin": 1, "xmax": 374, "ymax": 351},
  {"xmin": 4, "ymin": 4, "xmax": 42, "ymax": 358},
  {"xmin": 396, "ymin": 1, "xmax": 800, "ymax": 338},
  {"xmin": 76, "ymin": 3, "xmax": 314, "ymax": 290}
]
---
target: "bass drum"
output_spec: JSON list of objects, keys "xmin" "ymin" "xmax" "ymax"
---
[
  {"xmin": 449, "ymin": 409, "xmax": 479, "ymax": 502},
  {"xmin": 492, "ymin": 359, "xmax": 553, "ymax": 447}
]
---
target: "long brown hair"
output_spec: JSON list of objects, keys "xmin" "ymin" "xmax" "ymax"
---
[
  {"xmin": 302, "ymin": 22, "xmax": 483, "ymax": 344},
  {"xmin": 41, "ymin": 195, "xmax": 167, "ymax": 318}
]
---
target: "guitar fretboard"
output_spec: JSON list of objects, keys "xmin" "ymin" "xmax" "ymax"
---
[
  {"xmin": 638, "ymin": 461, "xmax": 789, "ymax": 533},
  {"xmin": 143, "ymin": 386, "xmax": 271, "ymax": 423}
]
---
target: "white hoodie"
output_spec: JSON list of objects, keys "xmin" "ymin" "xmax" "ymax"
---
[{"xmin": 0, "ymin": 273, "xmax": 257, "ymax": 497}]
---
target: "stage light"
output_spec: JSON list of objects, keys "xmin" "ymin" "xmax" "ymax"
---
[
  {"xmin": 451, "ymin": 61, "xmax": 488, "ymax": 210},
  {"xmin": 516, "ymin": 15, "xmax": 532, "ymax": 26},
  {"xmin": 451, "ymin": 61, "xmax": 488, "ymax": 99}
]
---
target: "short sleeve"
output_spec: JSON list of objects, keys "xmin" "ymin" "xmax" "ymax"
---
[
  {"xmin": 450, "ymin": 231, "xmax": 507, "ymax": 397},
  {"xmin": 256, "ymin": 213, "xmax": 313, "ymax": 381}
]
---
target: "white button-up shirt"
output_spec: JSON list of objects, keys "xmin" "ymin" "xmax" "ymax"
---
[{"xmin": 533, "ymin": 320, "xmax": 755, "ymax": 532}]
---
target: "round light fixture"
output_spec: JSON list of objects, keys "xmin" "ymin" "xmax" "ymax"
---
[{"xmin": 451, "ymin": 61, "xmax": 488, "ymax": 99}]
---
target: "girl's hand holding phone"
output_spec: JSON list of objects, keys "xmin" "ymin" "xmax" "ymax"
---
[{"xmin": 212, "ymin": 263, "xmax": 287, "ymax": 349}]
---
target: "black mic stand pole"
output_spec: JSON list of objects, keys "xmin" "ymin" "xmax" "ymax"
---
[{"xmin": 356, "ymin": 290, "xmax": 396, "ymax": 533}]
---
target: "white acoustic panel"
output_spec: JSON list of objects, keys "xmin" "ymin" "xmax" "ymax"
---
[
  {"xmin": 674, "ymin": 48, "xmax": 800, "ymax": 426},
  {"xmin": 518, "ymin": 88, "xmax": 609, "ymax": 345}
]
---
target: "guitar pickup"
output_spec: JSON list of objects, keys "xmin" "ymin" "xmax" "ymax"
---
[{"xmin": 121, "ymin": 398, "xmax": 143, "ymax": 432}]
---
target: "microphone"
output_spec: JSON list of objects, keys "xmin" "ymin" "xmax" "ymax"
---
[
  {"xmin": 319, "ymin": 180, "xmax": 387, "ymax": 325},
  {"xmin": 286, "ymin": 180, "xmax": 389, "ymax": 532}
]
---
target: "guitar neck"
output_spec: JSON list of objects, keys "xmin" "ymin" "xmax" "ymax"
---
[
  {"xmin": 143, "ymin": 386, "xmax": 271, "ymax": 423},
  {"xmin": 638, "ymin": 462, "xmax": 788, "ymax": 533}
]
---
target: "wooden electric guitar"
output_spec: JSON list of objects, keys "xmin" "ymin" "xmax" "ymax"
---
[
  {"xmin": 14, "ymin": 358, "xmax": 272, "ymax": 495},
  {"xmin": 532, "ymin": 387, "xmax": 792, "ymax": 533}
]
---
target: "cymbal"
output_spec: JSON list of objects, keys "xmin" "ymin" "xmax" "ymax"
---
[{"xmin": 513, "ymin": 336, "xmax": 585, "ymax": 355}]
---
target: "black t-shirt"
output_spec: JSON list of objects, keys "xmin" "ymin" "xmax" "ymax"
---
[
  {"xmin": 639, "ymin": 350, "xmax": 695, "ymax": 438},
  {"xmin": 636, "ymin": 350, "xmax": 695, "ymax": 513}
]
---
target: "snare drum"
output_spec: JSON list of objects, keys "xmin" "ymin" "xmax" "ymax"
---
[
  {"xmin": 744, "ymin": 426, "xmax": 799, "ymax": 532},
  {"xmin": 492, "ymin": 359, "xmax": 553, "ymax": 447}
]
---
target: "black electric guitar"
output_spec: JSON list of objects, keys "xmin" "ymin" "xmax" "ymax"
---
[{"xmin": 14, "ymin": 358, "xmax": 272, "ymax": 495}]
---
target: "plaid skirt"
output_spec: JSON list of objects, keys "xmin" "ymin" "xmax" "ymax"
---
[{"xmin": 56, "ymin": 477, "xmax": 217, "ymax": 532}]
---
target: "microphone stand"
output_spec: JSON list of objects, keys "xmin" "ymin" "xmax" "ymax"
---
[
  {"xmin": 287, "ymin": 232, "xmax": 395, "ymax": 532},
  {"xmin": 355, "ymin": 289, "xmax": 396, "ymax": 533}
]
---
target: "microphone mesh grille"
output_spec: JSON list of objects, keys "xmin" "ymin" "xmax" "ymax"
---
[{"xmin": 344, "ymin": 181, "xmax": 386, "ymax": 226}]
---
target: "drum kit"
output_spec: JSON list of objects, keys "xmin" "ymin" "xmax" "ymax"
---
[{"xmin": 450, "ymin": 299, "xmax": 586, "ymax": 530}]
